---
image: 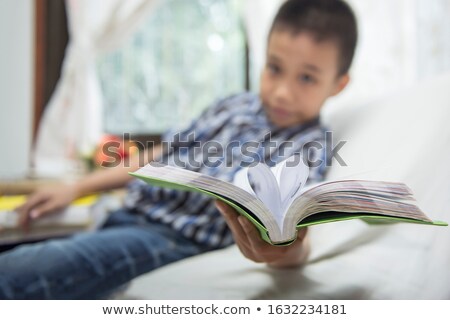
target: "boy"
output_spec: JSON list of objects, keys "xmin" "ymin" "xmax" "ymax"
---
[{"xmin": 0, "ymin": 0, "xmax": 357, "ymax": 299}]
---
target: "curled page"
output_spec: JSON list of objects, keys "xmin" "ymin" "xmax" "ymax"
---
[
  {"xmin": 273, "ymin": 154, "xmax": 309, "ymax": 209},
  {"xmin": 232, "ymin": 167, "xmax": 255, "ymax": 196},
  {"xmin": 247, "ymin": 162, "xmax": 283, "ymax": 231}
]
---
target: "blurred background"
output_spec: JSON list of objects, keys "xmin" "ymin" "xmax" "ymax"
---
[{"xmin": 0, "ymin": 0, "xmax": 449, "ymax": 179}]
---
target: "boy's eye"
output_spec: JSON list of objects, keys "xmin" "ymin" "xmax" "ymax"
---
[
  {"xmin": 267, "ymin": 63, "xmax": 281, "ymax": 75},
  {"xmin": 299, "ymin": 74, "xmax": 315, "ymax": 84}
]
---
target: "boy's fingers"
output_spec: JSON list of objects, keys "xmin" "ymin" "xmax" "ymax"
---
[
  {"xmin": 16, "ymin": 193, "xmax": 48, "ymax": 229},
  {"xmin": 17, "ymin": 202, "xmax": 36, "ymax": 231},
  {"xmin": 16, "ymin": 194, "xmax": 52, "ymax": 230},
  {"xmin": 215, "ymin": 200, "xmax": 238, "ymax": 218},
  {"xmin": 240, "ymin": 216, "xmax": 283, "ymax": 256},
  {"xmin": 297, "ymin": 227, "xmax": 307, "ymax": 241},
  {"xmin": 237, "ymin": 215, "xmax": 263, "ymax": 244},
  {"xmin": 16, "ymin": 192, "xmax": 46, "ymax": 213},
  {"xmin": 224, "ymin": 218, "xmax": 251, "ymax": 250},
  {"xmin": 215, "ymin": 201, "xmax": 252, "ymax": 252},
  {"xmin": 29, "ymin": 201, "xmax": 58, "ymax": 220},
  {"xmin": 218, "ymin": 201, "xmax": 265, "ymax": 250},
  {"xmin": 217, "ymin": 202, "xmax": 310, "ymax": 265},
  {"xmin": 216, "ymin": 201, "xmax": 244, "ymax": 232},
  {"xmin": 238, "ymin": 215, "xmax": 269, "ymax": 249},
  {"xmin": 237, "ymin": 215, "xmax": 279, "ymax": 263}
]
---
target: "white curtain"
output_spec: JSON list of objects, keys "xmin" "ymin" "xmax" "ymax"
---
[{"xmin": 34, "ymin": 0, "xmax": 160, "ymax": 177}]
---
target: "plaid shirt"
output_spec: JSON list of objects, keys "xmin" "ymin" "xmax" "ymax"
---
[{"xmin": 125, "ymin": 92, "xmax": 329, "ymax": 249}]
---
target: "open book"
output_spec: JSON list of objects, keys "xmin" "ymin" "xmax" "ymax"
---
[
  {"xmin": 0, "ymin": 195, "xmax": 110, "ymax": 245},
  {"xmin": 130, "ymin": 155, "xmax": 447, "ymax": 245}
]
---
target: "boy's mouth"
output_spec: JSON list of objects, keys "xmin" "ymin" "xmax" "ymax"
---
[{"xmin": 269, "ymin": 107, "xmax": 292, "ymax": 120}]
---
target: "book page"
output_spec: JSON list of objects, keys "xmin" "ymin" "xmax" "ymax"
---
[
  {"xmin": 272, "ymin": 154, "xmax": 309, "ymax": 210},
  {"xmin": 131, "ymin": 162, "xmax": 300, "ymax": 243},
  {"xmin": 233, "ymin": 155, "xmax": 309, "ymax": 233},
  {"xmin": 132, "ymin": 162, "xmax": 272, "ymax": 224},
  {"xmin": 247, "ymin": 162, "xmax": 282, "ymax": 230},
  {"xmin": 232, "ymin": 167, "xmax": 255, "ymax": 196},
  {"xmin": 284, "ymin": 180, "xmax": 443, "ymax": 234}
]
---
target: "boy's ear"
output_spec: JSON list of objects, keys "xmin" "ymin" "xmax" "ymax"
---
[{"xmin": 331, "ymin": 73, "xmax": 350, "ymax": 96}]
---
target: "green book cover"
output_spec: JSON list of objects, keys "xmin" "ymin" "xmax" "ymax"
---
[{"xmin": 129, "ymin": 159, "xmax": 447, "ymax": 246}]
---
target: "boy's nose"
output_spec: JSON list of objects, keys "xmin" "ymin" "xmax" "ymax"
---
[{"xmin": 273, "ymin": 82, "xmax": 294, "ymax": 104}]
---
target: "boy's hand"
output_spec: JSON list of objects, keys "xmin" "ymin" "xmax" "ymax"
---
[
  {"xmin": 15, "ymin": 184, "xmax": 80, "ymax": 232},
  {"xmin": 215, "ymin": 200, "xmax": 310, "ymax": 268}
]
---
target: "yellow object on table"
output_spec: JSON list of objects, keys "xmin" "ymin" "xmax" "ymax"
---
[{"xmin": 0, "ymin": 194, "xmax": 99, "ymax": 211}]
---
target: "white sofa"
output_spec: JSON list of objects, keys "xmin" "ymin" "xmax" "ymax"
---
[{"xmin": 122, "ymin": 73, "xmax": 450, "ymax": 299}]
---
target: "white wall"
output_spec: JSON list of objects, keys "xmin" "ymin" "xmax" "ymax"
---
[{"xmin": 0, "ymin": 0, "xmax": 34, "ymax": 179}]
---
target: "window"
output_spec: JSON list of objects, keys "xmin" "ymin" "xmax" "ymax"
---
[{"xmin": 97, "ymin": 0, "xmax": 246, "ymax": 135}]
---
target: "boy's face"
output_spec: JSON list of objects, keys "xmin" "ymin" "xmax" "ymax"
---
[{"xmin": 260, "ymin": 31, "xmax": 349, "ymax": 128}]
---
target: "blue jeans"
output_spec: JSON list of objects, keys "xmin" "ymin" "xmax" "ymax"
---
[{"xmin": 0, "ymin": 209, "xmax": 211, "ymax": 299}]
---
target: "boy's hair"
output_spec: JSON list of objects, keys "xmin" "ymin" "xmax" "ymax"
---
[{"xmin": 270, "ymin": 0, "xmax": 357, "ymax": 76}]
